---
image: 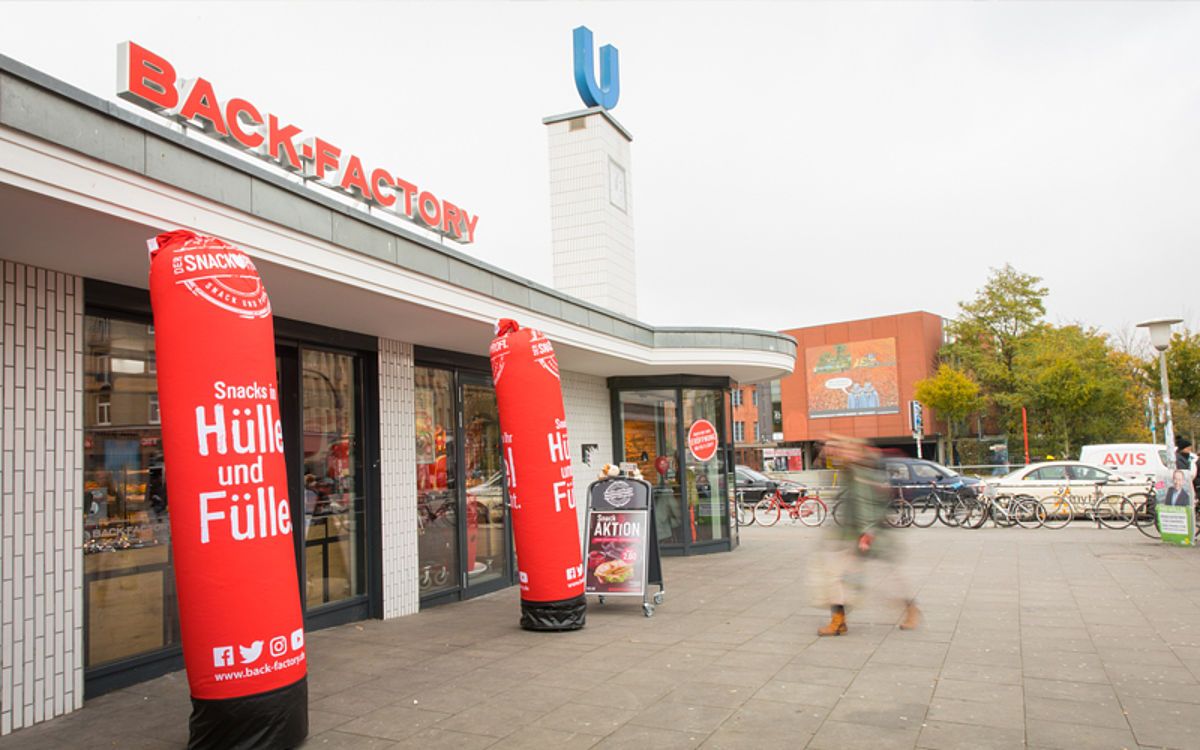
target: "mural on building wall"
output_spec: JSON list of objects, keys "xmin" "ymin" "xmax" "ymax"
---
[{"xmin": 805, "ymin": 338, "xmax": 900, "ymax": 418}]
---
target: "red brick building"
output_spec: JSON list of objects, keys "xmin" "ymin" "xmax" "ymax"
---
[
  {"xmin": 779, "ymin": 311, "xmax": 945, "ymax": 460},
  {"xmin": 731, "ymin": 384, "xmax": 770, "ymax": 469}
]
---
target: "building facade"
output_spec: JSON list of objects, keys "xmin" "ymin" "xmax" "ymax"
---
[
  {"xmin": 778, "ymin": 311, "xmax": 945, "ymax": 464},
  {"xmin": 0, "ymin": 54, "xmax": 794, "ymax": 734}
]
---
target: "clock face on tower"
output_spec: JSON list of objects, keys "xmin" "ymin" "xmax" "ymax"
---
[{"xmin": 608, "ymin": 158, "xmax": 627, "ymax": 212}]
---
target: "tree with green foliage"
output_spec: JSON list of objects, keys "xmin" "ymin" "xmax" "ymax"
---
[
  {"xmin": 943, "ymin": 264, "xmax": 1049, "ymax": 433},
  {"xmin": 914, "ymin": 364, "xmax": 984, "ymax": 463},
  {"xmin": 1013, "ymin": 325, "xmax": 1142, "ymax": 457}
]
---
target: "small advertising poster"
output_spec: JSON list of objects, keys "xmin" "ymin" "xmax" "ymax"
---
[
  {"xmin": 1157, "ymin": 481, "xmax": 1195, "ymax": 546},
  {"xmin": 585, "ymin": 510, "xmax": 649, "ymax": 597},
  {"xmin": 1157, "ymin": 507, "xmax": 1193, "ymax": 546},
  {"xmin": 688, "ymin": 419, "xmax": 719, "ymax": 462}
]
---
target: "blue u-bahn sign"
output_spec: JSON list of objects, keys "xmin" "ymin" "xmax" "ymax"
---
[{"xmin": 573, "ymin": 26, "xmax": 620, "ymax": 110}]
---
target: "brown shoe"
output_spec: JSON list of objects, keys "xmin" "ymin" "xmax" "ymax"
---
[
  {"xmin": 899, "ymin": 603, "xmax": 921, "ymax": 630},
  {"xmin": 817, "ymin": 611, "xmax": 848, "ymax": 637}
]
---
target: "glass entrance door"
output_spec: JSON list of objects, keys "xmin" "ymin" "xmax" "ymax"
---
[
  {"xmin": 277, "ymin": 344, "xmax": 367, "ymax": 623},
  {"xmin": 460, "ymin": 377, "xmax": 511, "ymax": 597},
  {"xmin": 414, "ymin": 367, "xmax": 513, "ymax": 603},
  {"xmin": 615, "ymin": 385, "xmax": 734, "ymax": 554}
]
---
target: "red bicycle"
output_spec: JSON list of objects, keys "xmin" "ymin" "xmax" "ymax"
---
[{"xmin": 753, "ymin": 486, "xmax": 827, "ymax": 527}]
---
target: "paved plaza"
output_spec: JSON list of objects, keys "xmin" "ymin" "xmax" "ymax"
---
[{"xmin": 6, "ymin": 523, "xmax": 1200, "ymax": 749}]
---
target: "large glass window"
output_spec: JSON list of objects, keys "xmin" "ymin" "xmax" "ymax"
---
[
  {"xmin": 618, "ymin": 390, "xmax": 682, "ymax": 545},
  {"xmin": 415, "ymin": 367, "xmax": 459, "ymax": 596},
  {"xmin": 301, "ymin": 349, "xmax": 364, "ymax": 608},
  {"xmin": 83, "ymin": 315, "xmax": 178, "ymax": 668}
]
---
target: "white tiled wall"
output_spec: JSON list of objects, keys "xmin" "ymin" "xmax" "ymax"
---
[
  {"xmin": 378, "ymin": 339, "xmax": 419, "ymax": 619},
  {"xmin": 547, "ymin": 113, "xmax": 638, "ymax": 318},
  {"xmin": 0, "ymin": 262, "xmax": 84, "ymax": 736},
  {"xmin": 561, "ymin": 370, "xmax": 614, "ymax": 533}
]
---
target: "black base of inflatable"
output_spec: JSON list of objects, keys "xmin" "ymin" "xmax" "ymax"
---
[
  {"xmin": 520, "ymin": 594, "xmax": 587, "ymax": 631},
  {"xmin": 188, "ymin": 676, "xmax": 308, "ymax": 750}
]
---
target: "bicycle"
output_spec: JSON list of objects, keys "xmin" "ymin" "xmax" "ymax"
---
[
  {"xmin": 1040, "ymin": 484, "xmax": 1140, "ymax": 530},
  {"xmin": 909, "ymin": 482, "xmax": 977, "ymax": 528},
  {"xmin": 885, "ymin": 496, "xmax": 915, "ymax": 528},
  {"xmin": 753, "ymin": 486, "xmax": 827, "ymax": 527},
  {"xmin": 736, "ymin": 490, "xmax": 756, "ymax": 527},
  {"xmin": 982, "ymin": 493, "xmax": 1046, "ymax": 529}
]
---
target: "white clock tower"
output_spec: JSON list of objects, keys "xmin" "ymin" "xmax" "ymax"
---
[{"xmin": 543, "ymin": 106, "xmax": 637, "ymax": 318}]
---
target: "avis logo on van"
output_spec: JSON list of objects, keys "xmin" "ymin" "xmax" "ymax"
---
[{"xmin": 1102, "ymin": 453, "xmax": 1147, "ymax": 466}]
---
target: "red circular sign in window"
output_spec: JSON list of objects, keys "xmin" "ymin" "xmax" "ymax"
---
[{"xmin": 688, "ymin": 419, "xmax": 719, "ymax": 463}]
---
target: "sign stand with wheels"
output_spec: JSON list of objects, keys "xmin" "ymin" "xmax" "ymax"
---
[{"xmin": 585, "ymin": 473, "xmax": 664, "ymax": 617}]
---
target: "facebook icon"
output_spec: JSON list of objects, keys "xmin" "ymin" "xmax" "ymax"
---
[{"xmin": 212, "ymin": 645, "xmax": 234, "ymax": 668}]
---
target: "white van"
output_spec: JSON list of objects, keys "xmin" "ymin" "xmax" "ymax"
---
[{"xmin": 1079, "ymin": 443, "xmax": 1176, "ymax": 490}]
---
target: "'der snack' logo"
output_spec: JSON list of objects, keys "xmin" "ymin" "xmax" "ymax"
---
[
  {"xmin": 173, "ymin": 236, "xmax": 271, "ymax": 319},
  {"xmin": 603, "ymin": 480, "xmax": 635, "ymax": 508}
]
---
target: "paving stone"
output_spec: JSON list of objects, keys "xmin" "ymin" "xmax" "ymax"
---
[
  {"xmin": 926, "ymin": 695, "xmax": 1022, "ymax": 730},
  {"xmin": 336, "ymin": 705, "xmax": 452, "ymax": 742},
  {"xmin": 593, "ymin": 724, "xmax": 704, "ymax": 749},
  {"xmin": 717, "ymin": 697, "xmax": 829, "ymax": 736},
  {"xmin": 535, "ymin": 702, "xmax": 637, "ymax": 735},
  {"xmin": 628, "ymin": 700, "xmax": 734, "ymax": 734},
  {"xmin": 916, "ymin": 719, "xmax": 1027, "ymax": 750},
  {"xmin": 808, "ymin": 719, "xmax": 921, "ymax": 750},
  {"xmin": 1024, "ymin": 694, "xmax": 1129, "ymax": 729},
  {"xmin": 933, "ymin": 677, "xmax": 1024, "ymax": 706},
  {"xmin": 699, "ymin": 727, "xmax": 810, "ymax": 749},
  {"xmin": 753, "ymin": 679, "xmax": 846, "ymax": 707},
  {"xmin": 304, "ymin": 730, "xmax": 399, "ymax": 749},
  {"xmin": 1120, "ymin": 695, "xmax": 1200, "ymax": 748},
  {"xmin": 488, "ymin": 726, "xmax": 602, "ymax": 750},
  {"xmin": 828, "ymin": 696, "xmax": 929, "ymax": 731},
  {"xmin": 1025, "ymin": 717, "xmax": 1138, "ymax": 749},
  {"xmin": 661, "ymin": 682, "xmax": 754, "ymax": 709}
]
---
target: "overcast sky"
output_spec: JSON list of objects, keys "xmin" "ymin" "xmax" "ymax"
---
[{"xmin": 3, "ymin": 2, "xmax": 1198, "ymax": 340}]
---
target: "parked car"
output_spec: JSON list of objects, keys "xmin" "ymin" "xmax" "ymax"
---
[
  {"xmin": 981, "ymin": 461, "xmax": 1141, "ymax": 501},
  {"xmin": 884, "ymin": 457, "xmax": 984, "ymax": 501},
  {"xmin": 734, "ymin": 465, "xmax": 805, "ymax": 504}
]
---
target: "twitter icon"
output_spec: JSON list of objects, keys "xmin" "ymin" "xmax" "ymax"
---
[{"xmin": 239, "ymin": 640, "xmax": 263, "ymax": 664}]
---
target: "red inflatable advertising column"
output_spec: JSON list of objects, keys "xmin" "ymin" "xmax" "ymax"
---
[
  {"xmin": 490, "ymin": 319, "xmax": 587, "ymax": 630},
  {"xmin": 149, "ymin": 231, "xmax": 307, "ymax": 748}
]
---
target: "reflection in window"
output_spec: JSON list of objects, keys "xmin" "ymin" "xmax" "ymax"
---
[
  {"xmin": 415, "ymin": 367, "xmax": 459, "ymax": 595},
  {"xmin": 302, "ymin": 349, "xmax": 363, "ymax": 608},
  {"xmin": 83, "ymin": 315, "xmax": 177, "ymax": 668},
  {"xmin": 462, "ymin": 382, "xmax": 510, "ymax": 589},
  {"xmin": 619, "ymin": 390, "xmax": 682, "ymax": 545}
]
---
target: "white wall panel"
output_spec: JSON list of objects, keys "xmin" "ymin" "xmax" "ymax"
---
[
  {"xmin": 378, "ymin": 339, "xmax": 419, "ymax": 618},
  {"xmin": 0, "ymin": 261, "xmax": 83, "ymax": 735}
]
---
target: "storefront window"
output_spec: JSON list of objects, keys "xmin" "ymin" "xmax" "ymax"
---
[
  {"xmin": 415, "ymin": 367, "xmax": 459, "ymax": 595},
  {"xmin": 683, "ymin": 388, "xmax": 727, "ymax": 543},
  {"xmin": 618, "ymin": 390, "xmax": 682, "ymax": 545},
  {"xmin": 83, "ymin": 315, "xmax": 178, "ymax": 668},
  {"xmin": 302, "ymin": 349, "xmax": 364, "ymax": 608}
]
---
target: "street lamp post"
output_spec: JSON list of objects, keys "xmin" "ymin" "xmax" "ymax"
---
[{"xmin": 1137, "ymin": 318, "xmax": 1183, "ymax": 465}]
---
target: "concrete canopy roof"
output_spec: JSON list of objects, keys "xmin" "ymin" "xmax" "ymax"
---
[{"xmin": 0, "ymin": 54, "xmax": 795, "ymax": 382}]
